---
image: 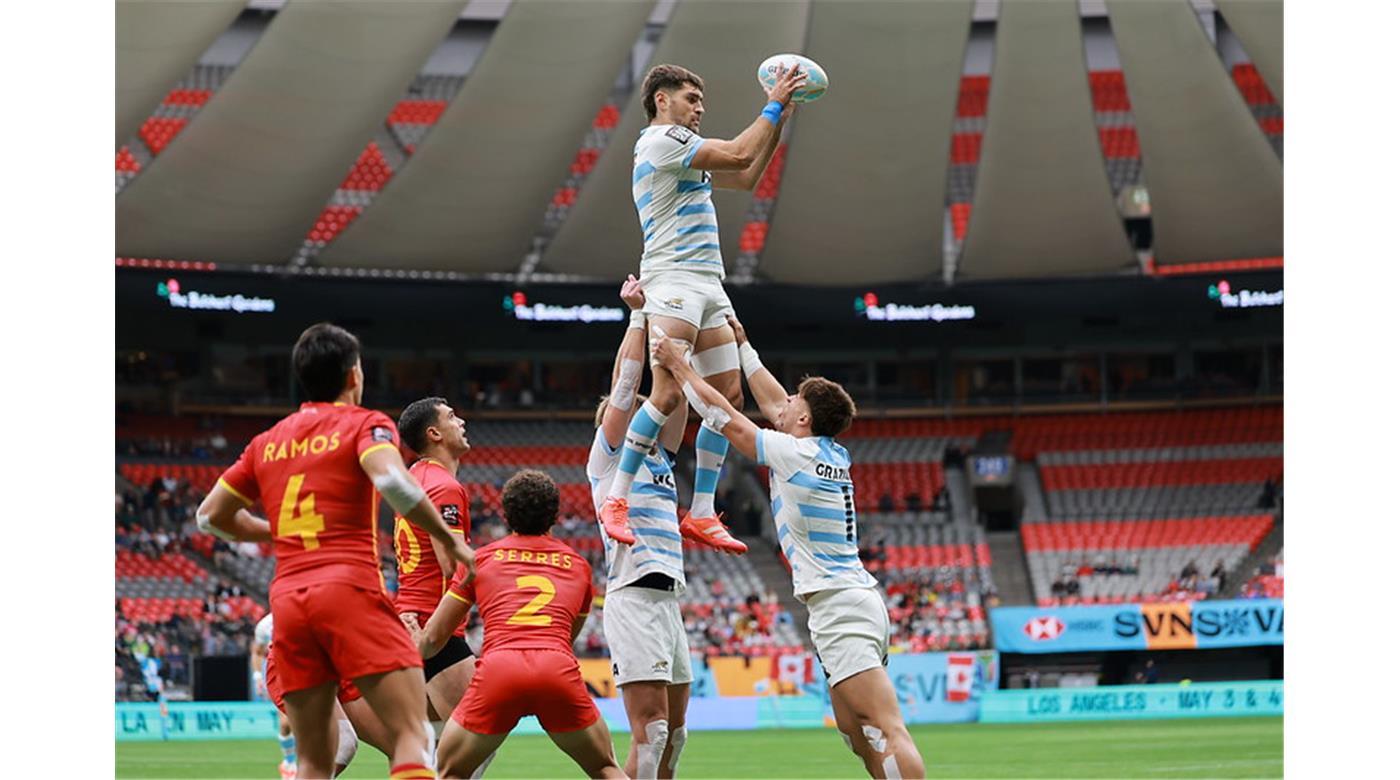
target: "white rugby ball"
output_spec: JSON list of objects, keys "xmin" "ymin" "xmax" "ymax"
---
[{"xmin": 757, "ymin": 53, "xmax": 828, "ymax": 104}]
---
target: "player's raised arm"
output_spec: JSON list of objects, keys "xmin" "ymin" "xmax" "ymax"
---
[
  {"xmin": 712, "ymin": 102, "xmax": 793, "ymax": 192},
  {"xmin": 416, "ymin": 587, "xmax": 471, "ymax": 660},
  {"xmin": 599, "ymin": 275, "xmax": 649, "ymax": 450},
  {"xmin": 360, "ymin": 446, "xmax": 477, "ymax": 581},
  {"xmin": 727, "ymin": 315, "xmax": 788, "ymax": 424},
  {"xmin": 689, "ymin": 64, "xmax": 805, "ymax": 173},
  {"xmin": 651, "ymin": 327, "xmax": 760, "ymax": 460}
]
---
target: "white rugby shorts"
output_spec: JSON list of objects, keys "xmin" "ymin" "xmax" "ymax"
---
[
  {"xmin": 640, "ymin": 270, "xmax": 735, "ymax": 331},
  {"xmin": 604, "ymin": 585, "xmax": 693, "ymax": 686},
  {"xmin": 806, "ymin": 586, "xmax": 891, "ymax": 686}
]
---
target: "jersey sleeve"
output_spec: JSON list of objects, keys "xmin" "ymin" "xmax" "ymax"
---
[
  {"xmin": 217, "ymin": 439, "xmax": 260, "ymax": 506},
  {"xmin": 355, "ymin": 410, "xmax": 400, "ymax": 464},
  {"xmin": 446, "ymin": 561, "xmax": 475, "ymax": 606},
  {"xmin": 576, "ymin": 559, "xmax": 595, "ymax": 616},
  {"xmin": 755, "ymin": 429, "xmax": 816, "ymax": 480},
  {"xmin": 429, "ymin": 476, "xmax": 469, "ymax": 535},
  {"xmin": 585, "ymin": 427, "xmax": 620, "ymax": 480},
  {"xmin": 645, "ymin": 125, "xmax": 706, "ymax": 172}
]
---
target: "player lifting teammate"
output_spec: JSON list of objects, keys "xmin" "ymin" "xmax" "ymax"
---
[
  {"xmin": 597, "ymin": 62, "xmax": 807, "ymax": 554},
  {"xmin": 394, "ymin": 398, "xmax": 479, "ymax": 730},
  {"xmin": 198, "ymin": 323, "xmax": 474, "ymax": 780},
  {"xmin": 585, "ymin": 276, "xmax": 725, "ymax": 778},
  {"xmin": 652, "ymin": 319, "xmax": 926, "ymax": 779},
  {"xmin": 412, "ymin": 471, "xmax": 624, "ymax": 779}
]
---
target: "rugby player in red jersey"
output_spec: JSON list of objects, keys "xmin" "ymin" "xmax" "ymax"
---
[
  {"xmin": 413, "ymin": 471, "xmax": 624, "ymax": 779},
  {"xmin": 197, "ymin": 323, "xmax": 475, "ymax": 780},
  {"xmin": 393, "ymin": 397, "xmax": 478, "ymax": 728}
]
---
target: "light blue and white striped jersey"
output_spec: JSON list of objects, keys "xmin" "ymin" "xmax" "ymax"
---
[
  {"xmin": 632, "ymin": 124, "xmax": 724, "ymax": 279},
  {"xmin": 757, "ymin": 429, "xmax": 878, "ymax": 601},
  {"xmin": 587, "ymin": 428, "xmax": 687, "ymax": 594}
]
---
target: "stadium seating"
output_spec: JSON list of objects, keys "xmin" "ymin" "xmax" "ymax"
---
[
  {"xmin": 1022, "ymin": 404, "xmax": 1282, "ymax": 604},
  {"xmin": 116, "ymin": 65, "xmax": 235, "ymax": 192},
  {"xmin": 1231, "ymin": 64, "xmax": 1283, "ymax": 156},
  {"xmin": 860, "ymin": 517, "xmax": 994, "ymax": 651}
]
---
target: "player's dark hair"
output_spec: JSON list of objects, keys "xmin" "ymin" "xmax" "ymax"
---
[
  {"xmin": 642, "ymin": 64, "xmax": 704, "ymax": 120},
  {"xmin": 798, "ymin": 376, "xmax": 857, "ymax": 437},
  {"xmin": 292, "ymin": 323, "xmax": 361, "ymax": 402},
  {"xmin": 399, "ymin": 396, "xmax": 449, "ymax": 453},
  {"xmin": 501, "ymin": 470, "xmax": 559, "ymax": 536}
]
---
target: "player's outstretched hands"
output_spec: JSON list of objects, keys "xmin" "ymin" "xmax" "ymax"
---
[
  {"xmin": 398, "ymin": 612, "xmax": 424, "ymax": 643},
  {"xmin": 764, "ymin": 61, "xmax": 808, "ymax": 106},
  {"xmin": 448, "ymin": 536, "xmax": 477, "ymax": 584},
  {"xmin": 726, "ymin": 315, "xmax": 749, "ymax": 346},
  {"xmin": 620, "ymin": 274, "xmax": 645, "ymax": 311},
  {"xmin": 650, "ymin": 326, "xmax": 687, "ymax": 372}
]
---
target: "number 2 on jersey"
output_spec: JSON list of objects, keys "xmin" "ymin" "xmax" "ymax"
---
[
  {"xmin": 507, "ymin": 575, "xmax": 556, "ymax": 626},
  {"xmin": 278, "ymin": 473, "xmax": 326, "ymax": 550}
]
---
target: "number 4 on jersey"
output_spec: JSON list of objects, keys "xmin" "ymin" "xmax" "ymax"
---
[{"xmin": 278, "ymin": 473, "xmax": 326, "ymax": 550}]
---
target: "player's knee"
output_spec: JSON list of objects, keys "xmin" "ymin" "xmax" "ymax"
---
[
  {"xmin": 839, "ymin": 729, "xmax": 858, "ymax": 755},
  {"xmin": 635, "ymin": 719, "xmax": 669, "ymax": 778},
  {"xmin": 724, "ymin": 382, "xmax": 744, "ymax": 410},
  {"xmin": 667, "ymin": 725, "xmax": 688, "ymax": 772},
  {"xmin": 650, "ymin": 382, "xmax": 684, "ymax": 412},
  {"xmin": 334, "ymin": 719, "xmax": 359, "ymax": 768}
]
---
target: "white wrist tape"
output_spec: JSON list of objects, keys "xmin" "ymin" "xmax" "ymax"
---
[
  {"xmin": 610, "ymin": 358, "xmax": 643, "ymax": 410},
  {"xmin": 628, "ymin": 308, "xmax": 646, "ymax": 330},
  {"xmin": 196, "ymin": 512, "xmax": 236, "ymax": 541},
  {"xmin": 372, "ymin": 468, "xmax": 427, "ymax": 515},
  {"xmin": 738, "ymin": 342, "xmax": 764, "ymax": 378},
  {"xmin": 682, "ymin": 381, "xmax": 732, "ymax": 431}
]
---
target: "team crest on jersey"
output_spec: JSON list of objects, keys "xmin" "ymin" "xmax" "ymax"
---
[
  {"xmin": 371, "ymin": 426, "xmax": 394, "ymax": 443},
  {"xmin": 663, "ymin": 297, "xmax": 685, "ymax": 312},
  {"xmin": 665, "ymin": 126, "xmax": 693, "ymax": 145},
  {"xmin": 440, "ymin": 504, "xmax": 461, "ymax": 527}
]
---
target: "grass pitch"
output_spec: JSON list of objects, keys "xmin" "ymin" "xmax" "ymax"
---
[{"xmin": 116, "ymin": 717, "xmax": 1282, "ymax": 778}]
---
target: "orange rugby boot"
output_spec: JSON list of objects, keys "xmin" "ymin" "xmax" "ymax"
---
[
  {"xmin": 599, "ymin": 496, "xmax": 636, "ymax": 545},
  {"xmin": 680, "ymin": 511, "xmax": 748, "ymax": 554}
]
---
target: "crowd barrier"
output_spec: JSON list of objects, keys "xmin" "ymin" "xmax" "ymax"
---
[
  {"xmin": 979, "ymin": 680, "xmax": 1283, "ymax": 723},
  {"xmin": 990, "ymin": 598, "xmax": 1283, "ymax": 653},
  {"xmin": 118, "ymin": 651, "xmax": 998, "ymax": 741}
]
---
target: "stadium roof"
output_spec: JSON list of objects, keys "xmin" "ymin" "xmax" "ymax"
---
[{"xmin": 115, "ymin": 0, "xmax": 1282, "ymax": 284}]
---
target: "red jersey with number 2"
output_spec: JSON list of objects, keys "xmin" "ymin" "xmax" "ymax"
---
[
  {"xmin": 218, "ymin": 402, "xmax": 400, "ymax": 599},
  {"xmin": 447, "ymin": 534, "xmax": 593, "ymax": 657}
]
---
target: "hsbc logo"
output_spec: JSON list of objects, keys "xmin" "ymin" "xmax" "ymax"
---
[{"xmin": 1023, "ymin": 616, "xmax": 1065, "ymax": 641}]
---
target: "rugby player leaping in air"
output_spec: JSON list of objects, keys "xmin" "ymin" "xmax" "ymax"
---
[{"xmin": 597, "ymin": 62, "xmax": 807, "ymax": 554}]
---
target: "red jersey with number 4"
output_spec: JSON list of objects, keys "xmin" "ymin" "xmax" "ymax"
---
[
  {"xmin": 218, "ymin": 402, "xmax": 400, "ymax": 599},
  {"xmin": 395, "ymin": 458, "xmax": 470, "ymax": 619},
  {"xmin": 447, "ymin": 535, "xmax": 593, "ymax": 656}
]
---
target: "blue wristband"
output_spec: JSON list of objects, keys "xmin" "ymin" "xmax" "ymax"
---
[{"xmin": 760, "ymin": 100, "xmax": 783, "ymax": 127}]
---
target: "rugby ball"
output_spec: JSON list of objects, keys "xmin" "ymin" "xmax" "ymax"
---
[{"xmin": 757, "ymin": 53, "xmax": 828, "ymax": 104}]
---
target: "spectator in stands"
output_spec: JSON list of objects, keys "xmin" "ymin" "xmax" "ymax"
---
[
  {"xmin": 1051, "ymin": 578, "xmax": 1067, "ymax": 598},
  {"xmin": 1064, "ymin": 578, "xmax": 1080, "ymax": 596},
  {"xmin": 1211, "ymin": 560, "xmax": 1227, "ymax": 592},
  {"xmin": 878, "ymin": 491, "xmax": 895, "ymax": 513},
  {"xmin": 904, "ymin": 492, "xmax": 922, "ymax": 512},
  {"xmin": 1259, "ymin": 478, "xmax": 1277, "ymax": 509},
  {"xmin": 1180, "ymin": 561, "xmax": 1200, "ymax": 580}
]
